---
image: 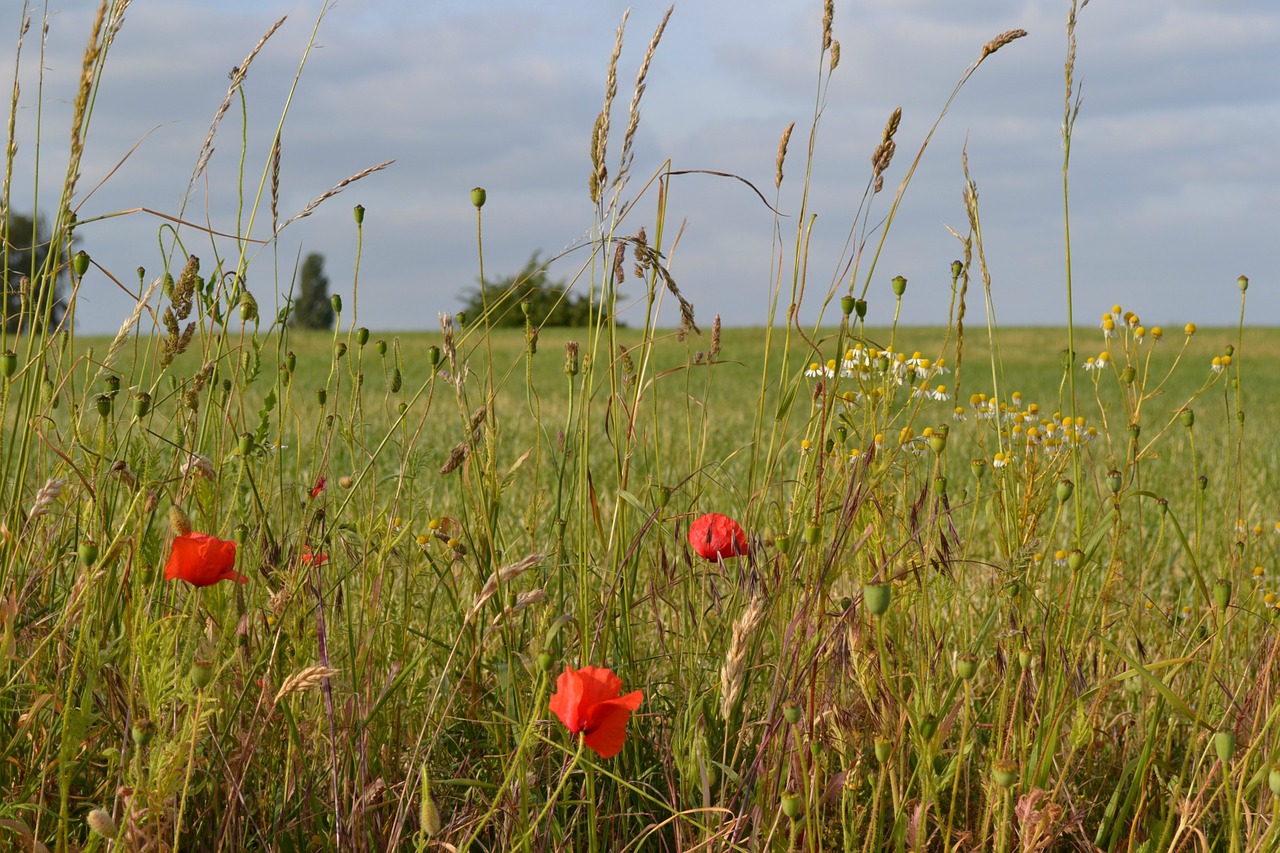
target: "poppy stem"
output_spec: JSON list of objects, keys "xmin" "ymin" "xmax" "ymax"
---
[{"xmin": 517, "ymin": 737, "xmax": 585, "ymax": 848}]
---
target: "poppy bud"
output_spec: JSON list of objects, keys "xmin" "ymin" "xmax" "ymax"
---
[
  {"xmin": 1018, "ymin": 647, "xmax": 1033, "ymax": 669},
  {"xmin": 951, "ymin": 260, "xmax": 964, "ymax": 279},
  {"xmin": 1121, "ymin": 366, "xmax": 1136, "ymax": 384},
  {"xmin": 537, "ymin": 651, "xmax": 554, "ymax": 672},
  {"xmin": 73, "ymin": 250, "xmax": 91, "ymax": 277},
  {"xmin": 784, "ymin": 706, "xmax": 802, "ymax": 725},
  {"xmin": 992, "ymin": 760, "xmax": 1018, "ymax": 789},
  {"xmin": 1215, "ymin": 730, "xmax": 1236, "ymax": 763},
  {"xmin": 168, "ymin": 505, "xmax": 193, "ymax": 537},
  {"xmin": 655, "ymin": 486, "xmax": 671, "ymax": 508},
  {"xmin": 131, "ymin": 719, "xmax": 156, "ymax": 747},
  {"xmin": 1067, "ymin": 550, "xmax": 1086, "ymax": 571},
  {"xmin": 1270, "ymin": 767, "xmax": 1280, "ymax": 797},
  {"xmin": 339, "ymin": 475, "xmax": 354, "ymax": 489},
  {"xmin": 1180, "ymin": 409, "xmax": 1194, "ymax": 428},
  {"xmin": 190, "ymin": 662, "xmax": 213, "ymax": 690},
  {"xmin": 0, "ymin": 350, "xmax": 14, "ymax": 378},
  {"xmin": 376, "ymin": 339, "xmax": 387, "ymax": 356},
  {"xmin": 1198, "ymin": 474, "xmax": 1208, "ymax": 491},
  {"xmin": 356, "ymin": 327, "xmax": 370, "ymax": 346},
  {"xmin": 874, "ymin": 738, "xmax": 892, "ymax": 764},
  {"xmin": 398, "ymin": 402, "xmax": 408, "ymax": 416},
  {"xmin": 456, "ymin": 311, "xmax": 468, "ymax": 326},
  {"xmin": 956, "ymin": 655, "xmax": 979, "ymax": 681},
  {"xmin": 330, "ymin": 294, "xmax": 342, "ymax": 314},
  {"xmin": 428, "ymin": 346, "xmax": 442, "ymax": 368},
  {"xmin": 239, "ymin": 290, "xmax": 258, "ymax": 322},
  {"xmin": 891, "ymin": 275, "xmax": 907, "ymax": 296},
  {"xmin": 863, "ymin": 582, "xmax": 892, "ymax": 616},
  {"xmin": 471, "ymin": 187, "xmax": 487, "ymax": 209},
  {"xmin": 1238, "ymin": 275, "xmax": 1249, "ymax": 293},
  {"xmin": 316, "ymin": 387, "xmax": 327, "ymax": 407},
  {"xmin": 335, "ymin": 342, "xmax": 347, "ymax": 360},
  {"xmin": 390, "ymin": 368, "xmax": 402, "ymax": 393}
]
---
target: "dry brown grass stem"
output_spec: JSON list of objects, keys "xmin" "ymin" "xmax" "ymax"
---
[
  {"xmin": 281, "ymin": 159, "xmax": 395, "ymax": 228},
  {"xmin": 274, "ymin": 665, "xmax": 340, "ymax": 704},
  {"xmin": 719, "ymin": 596, "xmax": 768, "ymax": 720},
  {"xmin": 775, "ymin": 121, "xmax": 795, "ymax": 189},
  {"xmin": 190, "ymin": 16, "xmax": 287, "ymax": 189}
]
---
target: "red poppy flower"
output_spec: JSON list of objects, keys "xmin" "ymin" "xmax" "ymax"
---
[
  {"xmin": 300, "ymin": 546, "xmax": 328, "ymax": 566},
  {"xmin": 165, "ymin": 532, "xmax": 246, "ymax": 587},
  {"xmin": 310, "ymin": 476, "xmax": 326, "ymax": 499},
  {"xmin": 688, "ymin": 512, "xmax": 748, "ymax": 560},
  {"xmin": 549, "ymin": 665, "xmax": 643, "ymax": 759}
]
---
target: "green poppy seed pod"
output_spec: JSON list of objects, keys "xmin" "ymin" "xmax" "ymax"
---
[
  {"xmin": 86, "ymin": 808, "xmax": 117, "ymax": 840},
  {"xmin": 863, "ymin": 582, "xmax": 892, "ymax": 617},
  {"xmin": 1224, "ymin": 343, "xmax": 1234, "ymax": 357},
  {"xmin": 876, "ymin": 355, "xmax": 890, "ymax": 372},
  {"xmin": 398, "ymin": 401, "xmax": 408, "ymax": 416},
  {"xmin": 928, "ymin": 433, "xmax": 947, "ymax": 454},
  {"xmin": 72, "ymin": 250, "xmax": 91, "ymax": 277},
  {"xmin": 839, "ymin": 596, "xmax": 852, "ymax": 611},
  {"xmin": 356, "ymin": 327, "xmax": 370, "ymax": 346},
  {"xmin": 784, "ymin": 706, "xmax": 802, "ymax": 725},
  {"xmin": 971, "ymin": 459, "xmax": 987, "ymax": 480},
  {"xmin": 190, "ymin": 662, "xmax": 213, "ymax": 690},
  {"xmin": 1128, "ymin": 423, "xmax": 1141, "ymax": 440},
  {"xmin": 1179, "ymin": 408, "xmax": 1194, "ymax": 428},
  {"xmin": 1213, "ymin": 578, "xmax": 1231, "ymax": 610},
  {"xmin": 780, "ymin": 792, "xmax": 802, "ymax": 820},
  {"xmin": 353, "ymin": 204, "xmax": 365, "ymax": 224},
  {"xmin": 874, "ymin": 738, "xmax": 892, "ymax": 764},
  {"xmin": 803, "ymin": 523, "xmax": 821, "ymax": 546},
  {"xmin": 78, "ymin": 541, "xmax": 99, "ymax": 567},
  {"xmin": 1018, "ymin": 647, "xmax": 1033, "ymax": 669},
  {"xmin": 104, "ymin": 375, "xmax": 121, "ymax": 395},
  {"xmin": 1158, "ymin": 498, "xmax": 1169, "ymax": 515},
  {"xmin": 1198, "ymin": 474, "xmax": 1208, "ymax": 492},
  {"xmin": 1107, "ymin": 469, "xmax": 1123, "ymax": 494},
  {"xmin": 1215, "ymin": 730, "xmax": 1236, "ymax": 763},
  {"xmin": 934, "ymin": 475, "xmax": 947, "ymax": 494},
  {"xmin": 840, "ymin": 295, "xmax": 855, "ymax": 317},
  {"xmin": 456, "ymin": 311, "xmax": 468, "ymax": 326},
  {"xmin": 824, "ymin": 437, "xmax": 835, "ymax": 454},
  {"xmin": 1056, "ymin": 479, "xmax": 1074, "ymax": 503},
  {"xmin": 284, "ymin": 351, "xmax": 297, "ymax": 374},
  {"xmin": 772, "ymin": 533, "xmax": 790, "ymax": 554},
  {"xmin": 132, "ymin": 392, "xmax": 151, "ymax": 419},
  {"xmin": 1238, "ymin": 275, "xmax": 1249, "ymax": 292},
  {"xmin": 335, "ymin": 342, "xmax": 348, "ymax": 360},
  {"xmin": 94, "ymin": 393, "xmax": 112, "ymax": 418},
  {"xmin": 855, "ymin": 298, "xmax": 868, "ymax": 318},
  {"xmin": 131, "ymin": 718, "xmax": 156, "ymax": 748},
  {"xmin": 371, "ymin": 341, "xmax": 385, "ymax": 358},
  {"xmin": 471, "ymin": 187, "xmax": 487, "ymax": 209},
  {"xmin": 655, "ymin": 486, "xmax": 671, "ymax": 508},
  {"xmin": 234, "ymin": 524, "xmax": 249, "ymax": 545},
  {"xmin": 520, "ymin": 298, "xmax": 533, "ymax": 318},
  {"xmin": 316, "ymin": 387, "xmax": 327, "ymax": 407},
  {"xmin": 834, "ymin": 426, "xmax": 847, "ymax": 444},
  {"xmin": 391, "ymin": 368, "xmax": 403, "ymax": 393},
  {"xmin": 891, "ymin": 275, "xmax": 907, "ymax": 296},
  {"xmin": 1270, "ymin": 767, "xmax": 1280, "ymax": 797},
  {"xmin": 1067, "ymin": 549, "xmax": 1086, "ymax": 571},
  {"xmin": 1121, "ymin": 365, "xmax": 1136, "ymax": 384},
  {"xmin": 0, "ymin": 349, "xmax": 14, "ymax": 378},
  {"xmin": 956, "ymin": 655, "xmax": 979, "ymax": 681},
  {"xmin": 917, "ymin": 716, "xmax": 937, "ymax": 740},
  {"xmin": 537, "ymin": 651, "xmax": 554, "ymax": 672},
  {"xmin": 330, "ymin": 293, "xmax": 342, "ymax": 314},
  {"xmin": 238, "ymin": 433, "xmax": 254, "ymax": 456},
  {"xmin": 951, "ymin": 259, "xmax": 964, "ymax": 279},
  {"xmin": 992, "ymin": 760, "xmax": 1018, "ymax": 789}
]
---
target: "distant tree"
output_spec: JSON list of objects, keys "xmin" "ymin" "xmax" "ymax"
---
[
  {"xmin": 2, "ymin": 210, "xmax": 71, "ymax": 332},
  {"xmin": 459, "ymin": 253, "xmax": 604, "ymax": 328},
  {"xmin": 290, "ymin": 252, "xmax": 334, "ymax": 330}
]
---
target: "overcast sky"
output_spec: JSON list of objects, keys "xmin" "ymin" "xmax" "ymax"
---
[{"xmin": 10, "ymin": 0, "xmax": 1279, "ymax": 334}]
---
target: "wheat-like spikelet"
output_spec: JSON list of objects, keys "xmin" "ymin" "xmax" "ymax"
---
[
  {"xmin": 281, "ymin": 159, "xmax": 395, "ymax": 228},
  {"xmin": 775, "ymin": 121, "xmax": 795, "ymax": 189},
  {"xmin": 719, "ymin": 596, "xmax": 768, "ymax": 721},
  {"xmin": 979, "ymin": 29, "xmax": 1028, "ymax": 64},
  {"xmin": 710, "ymin": 314, "xmax": 722, "ymax": 363},
  {"xmin": 190, "ymin": 17, "xmax": 287, "ymax": 187},
  {"xmin": 62, "ymin": 0, "xmax": 109, "ymax": 216},
  {"xmin": 616, "ymin": 6, "xmax": 672, "ymax": 188},
  {"xmin": 489, "ymin": 588, "xmax": 546, "ymax": 630},
  {"xmin": 269, "ymin": 132, "xmax": 282, "ymax": 233},
  {"xmin": 94, "ymin": 272, "xmax": 163, "ymax": 385},
  {"xmin": 27, "ymin": 478, "xmax": 67, "ymax": 524},
  {"xmin": 466, "ymin": 553, "xmax": 542, "ymax": 624},
  {"xmin": 821, "ymin": 0, "xmax": 835, "ymax": 51},
  {"xmin": 590, "ymin": 10, "xmax": 628, "ymax": 203},
  {"xmin": 274, "ymin": 665, "xmax": 340, "ymax": 704}
]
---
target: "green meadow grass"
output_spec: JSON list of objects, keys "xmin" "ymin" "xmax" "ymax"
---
[{"xmin": 5, "ymin": 2, "xmax": 1280, "ymax": 851}]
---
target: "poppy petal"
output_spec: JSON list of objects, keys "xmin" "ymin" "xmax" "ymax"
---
[
  {"xmin": 582, "ymin": 690, "xmax": 644, "ymax": 759},
  {"xmin": 549, "ymin": 667, "xmax": 586, "ymax": 733}
]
